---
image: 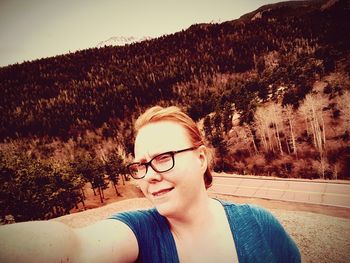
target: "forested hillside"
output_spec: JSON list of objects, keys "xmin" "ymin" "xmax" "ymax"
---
[{"xmin": 1, "ymin": 0, "xmax": 349, "ymax": 222}]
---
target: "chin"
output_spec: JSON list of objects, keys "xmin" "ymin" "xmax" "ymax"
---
[
  {"xmin": 154, "ymin": 203, "xmax": 176, "ymax": 217},
  {"xmin": 150, "ymin": 196, "xmax": 179, "ymax": 218}
]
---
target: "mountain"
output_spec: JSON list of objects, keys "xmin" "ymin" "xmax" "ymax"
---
[
  {"xmin": 96, "ymin": 36, "xmax": 153, "ymax": 48},
  {"xmin": 0, "ymin": 0, "xmax": 350, "ymax": 139},
  {"xmin": 0, "ymin": 0, "xmax": 349, "ymax": 177},
  {"xmin": 1, "ymin": 0, "xmax": 348, "ymax": 134},
  {"xmin": 2, "ymin": 0, "xmax": 350, "ymax": 225}
]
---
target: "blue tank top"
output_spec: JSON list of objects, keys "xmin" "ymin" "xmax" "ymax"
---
[{"xmin": 110, "ymin": 200, "xmax": 300, "ymax": 263}]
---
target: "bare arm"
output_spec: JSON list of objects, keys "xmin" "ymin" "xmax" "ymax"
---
[
  {"xmin": 75, "ymin": 219, "xmax": 139, "ymax": 263},
  {"xmin": 0, "ymin": 220, "xmax": 138, "ymax": 263}
]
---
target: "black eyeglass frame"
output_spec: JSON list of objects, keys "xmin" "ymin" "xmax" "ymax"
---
[{"xmin": 127, "ymin": 146, "xmax": 198, "ymax": 179}]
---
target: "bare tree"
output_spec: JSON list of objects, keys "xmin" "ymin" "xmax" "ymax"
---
[
  {"xmin": 254, "ymin": 103, "xmax": 284, "ymax": 155},
  {"xmin": 255, "ymin": 106, "xmax": 274, "ymax": 152},
  {"xmin": 270, "ymin": 103, "xmax": 284, "ymax": 155},
  {"xmin": 299, "ymin": 93, "xmax": 328, "ymax": 178},
  {"xmin": 338, "ymin": 90, "xmax": 350, "ymax": 132},
  {"xmin": 232, "ymin": 124, "xmax": 259, "ymax": 155},
  {"xmin": 284, "ymin": 105, "xmax": 298, "ymax": 157},
  {"xmin": 244, "ymin": 124, "xmax": 259, "ymax": 154},
  {"xmin": 299, "ymin": 94, "xmax": 327, "ymax": 154}
]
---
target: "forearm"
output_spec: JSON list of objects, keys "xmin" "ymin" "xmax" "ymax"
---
[{"xmin": 0, "ymin": 221, "xmax": 79, "ymax": 263}]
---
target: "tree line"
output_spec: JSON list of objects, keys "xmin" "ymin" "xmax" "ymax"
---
[
  {"xmin": 0, "ymin": 0, "xmax": 347, "ymax": 141},
  {"xmin": 0, "ymin": 141, "xmax": 128, "ymax": 223}
]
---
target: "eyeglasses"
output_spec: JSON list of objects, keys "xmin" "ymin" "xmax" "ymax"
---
[{"xmin": 127, "ymin": 147, "xmax": 197, "ymax": 179}]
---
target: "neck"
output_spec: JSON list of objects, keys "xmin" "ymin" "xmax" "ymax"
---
[{"xmin": 167, "ymin": 192, "xmax": 216, "ymax": 238}]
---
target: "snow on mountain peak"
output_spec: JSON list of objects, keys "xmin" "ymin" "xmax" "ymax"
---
[{"xmin": 97, "ymin": 36, "xmax": 152, "ymax": 48}]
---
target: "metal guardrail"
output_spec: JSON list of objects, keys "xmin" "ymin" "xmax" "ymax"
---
[
  {"xmin": 212, "ymin": 173, "xmax": 350, "ymax": 184},
  {"xmin": 209, "ymin": 175, "xmax": 350, "ymax": 208}
]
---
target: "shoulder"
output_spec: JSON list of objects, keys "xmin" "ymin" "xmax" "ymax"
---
[
  {"xmin": 220, "ymin": 199, "xmax": 290, "ymax": 239},
  {"xmin": 218, "ymin": 200, "xmax": 301, "ymax": 262},
  {"xmin": 109, "ymin": 208, "xmax": 175, "ymax": 262},
  {"xmin": 109, "ymin": 208, "xmax": 162, "ymax": 231},
  {"xmin": 110, "ymin": 207, "xmax": 159, "ymax": 221},
  {"xmin": 109, "ymin": 208, "xmax": 169, "ymax": 244},
  {"xmin": 75, "ymin": 218, "xmax": 139, "ymax": 263},
  {"xmin": 219, "ymin": 199, "xmax": 280, "ymax": 226}
]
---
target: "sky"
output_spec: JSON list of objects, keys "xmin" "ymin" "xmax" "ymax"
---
[{"xmin": 0, "ymin": 0, "xmax": 282, "ymax": 67}]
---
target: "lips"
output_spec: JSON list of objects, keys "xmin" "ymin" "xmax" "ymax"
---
[{"xmin": 151, "ymin": 187, "xmax": 174, "ymax": 197}]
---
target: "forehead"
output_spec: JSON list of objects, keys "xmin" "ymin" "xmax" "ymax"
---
[{"xmin": 134, "ymin": 121, "xmax": 191, "ymax": 160}]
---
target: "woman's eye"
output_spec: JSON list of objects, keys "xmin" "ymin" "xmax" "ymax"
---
[{"xmin": 156, "ymin": 154, "xmax": 172, "ymax": 162}]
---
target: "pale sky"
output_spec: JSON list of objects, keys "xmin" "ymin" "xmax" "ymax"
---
[{"xmin": 0, "ymin": 0, "xmax": 282, "ymax": 67}]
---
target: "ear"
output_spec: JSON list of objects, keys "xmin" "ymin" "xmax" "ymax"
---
[{"xmin": 197, "ymin": 145, "xmax": 208, "ymax": 172}]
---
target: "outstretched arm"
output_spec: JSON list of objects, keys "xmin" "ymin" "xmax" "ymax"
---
[{"xmin": 0, "ymin": 219, "xmax": 138, "ymax": 263}]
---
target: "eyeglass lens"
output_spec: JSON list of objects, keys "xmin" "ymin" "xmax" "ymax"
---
[{"xmin": 129, "ymin": 152, "xmax": 174, "ymax": 178}]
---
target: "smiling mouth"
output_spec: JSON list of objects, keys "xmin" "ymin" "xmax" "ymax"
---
[{"xmin": 152, "ymin": 187, "xmax": 174, "ymax": 197}]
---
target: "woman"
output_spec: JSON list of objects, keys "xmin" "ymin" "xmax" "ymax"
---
[
  {"xmin": 0, "ymin": 105, "xmax": 300, "ymax": 263},
  {"xmin": 110, "ymin": 105, "xmax": 300, "ymax": 262}
]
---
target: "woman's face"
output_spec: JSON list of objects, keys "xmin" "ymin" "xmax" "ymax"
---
[{"xmin": 134, "ymin": 120, "xmax": 207, "ymax": 217}]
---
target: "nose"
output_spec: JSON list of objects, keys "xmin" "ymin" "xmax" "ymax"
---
[{"xmin": 144, "ymin": 165, "xmax": 162, "ymax": 182}]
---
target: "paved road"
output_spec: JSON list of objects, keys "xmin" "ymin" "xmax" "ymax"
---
[{"xmin": 208, "ymin": 174, "xmax": 350, "ymax": 208}]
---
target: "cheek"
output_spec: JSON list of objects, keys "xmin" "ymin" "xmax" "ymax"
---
[
  {"xmin": 175, "ymin": 158, "xmax": 203, "ymax": 185},
  {"xmin": 137, "ymin": 180, "xmax": 148, "ymax": 195}
]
